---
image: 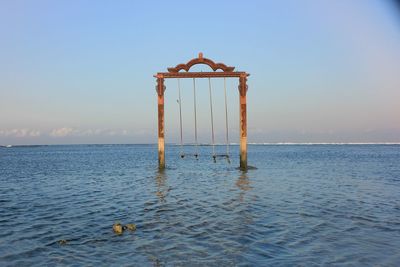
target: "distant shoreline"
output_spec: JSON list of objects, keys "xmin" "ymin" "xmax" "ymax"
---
[{"xmin": 1, "ymin": 143, "xmax": 400, "ymax": 147}]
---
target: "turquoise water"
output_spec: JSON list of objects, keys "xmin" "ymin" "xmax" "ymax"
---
[{"xmin": 0, "ymin": 144, "xmax": 399, "ymax": 266}]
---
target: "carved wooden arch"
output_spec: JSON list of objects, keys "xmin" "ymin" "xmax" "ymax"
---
[
  {"xmin": 167, "ymin": 52, "xmax": 235, "ymax": 73},
  {"xmin": 155, "ymin": 53, "xmax": 249, "ymax": 170}
]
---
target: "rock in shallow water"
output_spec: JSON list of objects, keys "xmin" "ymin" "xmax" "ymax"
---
[
  {"xmin": 58, "ymin": 239, "xmax": 68, "ymax": 245},
  {"xmin": 113, "ymin": 222, "xmax": 124, "ymax": 235},
  {"xmin": 113, "ymin": 222, "xmax": 136, "ymax": 234},
  {"xmin": 125, "ymin": 223, "xmax": 136, "ymax": 231}
]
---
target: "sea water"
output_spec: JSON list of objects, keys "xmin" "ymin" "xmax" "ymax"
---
[{"xmin": 0, "ymin": 144, "xmax": 399, "ymax": 266}]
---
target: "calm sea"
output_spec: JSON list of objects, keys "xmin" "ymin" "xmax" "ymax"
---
[{"xmin": 0, "ymin": 144, "xmax": 399, "ymax": 266}]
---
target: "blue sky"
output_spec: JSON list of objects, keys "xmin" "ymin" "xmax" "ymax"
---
[{"xmin": 1, "ymin": 0, "xmax": 399, "ymax": 144}]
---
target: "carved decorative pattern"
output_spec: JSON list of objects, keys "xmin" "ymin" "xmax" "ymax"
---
[
  {"xmin": 158, "ymin": 104, "xmax": 164, "ymax": 138},
  {"xmin": 156, "ymin": 77, "xmax": 166, "ymax": 97},
  {"xmin": 158, "ymin": 72, "xmax": 247, "ymax": 79},
  {"xmin": 167, "ymin": 56, "xmax": 235, "ymax": 73},
  {"xmin": 240, "ymin": 104, "xmax": 247, "ymax": 137},
  {"xmin": 238, "ymin": 75, "xmax": 248, "ymax": 97}
]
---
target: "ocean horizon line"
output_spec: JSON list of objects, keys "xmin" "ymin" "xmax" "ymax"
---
[{"xmin": 1, "ymin": 142, "xmax": 400, "ymax": 147}]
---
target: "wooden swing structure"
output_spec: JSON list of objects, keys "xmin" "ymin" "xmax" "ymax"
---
[{"xmin": 154, "ymin": 53, "xmax": 249, "ymax": 170}]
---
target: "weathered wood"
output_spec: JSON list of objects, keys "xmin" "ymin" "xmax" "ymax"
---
[
  {"xmin": 155, "ymin": 72, "xmax": 249, "ymax": 79},
  {"xmin": 167, "ymin": 53, "xmax": 235, "ymax": 73},
  {"xmin": 156, "ymin": 77, "xmax": 165, "ymax": 169},
  {"xmin": 239, "ymin": 74, "xmax": 248, "ymax": 170}
]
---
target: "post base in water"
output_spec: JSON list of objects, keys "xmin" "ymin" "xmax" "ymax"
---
[{"xmin": 237, "ymin": 165, "xmax": 257, "ymax": 171}]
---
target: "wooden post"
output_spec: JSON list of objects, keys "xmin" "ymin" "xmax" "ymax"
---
[
  {"xmin": 156, "ymin": 76, "xmax": 165, "ymax": 169},
  {"xmin": 239, "ymin": 74, "xmax": 248, "ymax": 170}
]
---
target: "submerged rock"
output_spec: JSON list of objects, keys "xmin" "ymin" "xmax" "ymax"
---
[
  {"xmin": 125, "ymin": 223, "xmax": 136, "ymax": 231},
  {"xmin": 58, "ymin": 239, "xmax": 68, "ymax": 245}
]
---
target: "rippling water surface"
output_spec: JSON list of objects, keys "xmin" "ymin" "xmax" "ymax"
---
[{"xmin": 1, "ymin": 144, "xmax": 399, "ymax": 266}]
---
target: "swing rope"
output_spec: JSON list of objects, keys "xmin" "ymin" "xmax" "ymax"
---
[
  {"xmin": 208, "ymin": 78, "xmax": 216, "ymax": 160},
  {"xmin": 193, "ymin": 78, "xmax": 199, "ymax": 158},
  {"xmin": 177, "ymin": 78, "xmax": 184, "ymax": 158},
  {"xmin": 178, "ymin": 77, "xmax": 230, "ymax": 163},
  {"xmin": 224, "ymin": 78, "xmax": 231, "ymax": 163}
]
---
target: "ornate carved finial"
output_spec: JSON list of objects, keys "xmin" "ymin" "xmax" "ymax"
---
[{"xmin": 167, "ymin": 55, "xmax": 235, "ymax": 73}]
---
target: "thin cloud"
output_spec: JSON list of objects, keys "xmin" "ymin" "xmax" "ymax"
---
[
  {"xmin": 49, "ymin": 128, "xmax": 129, "ymax": 137},
  {"xmin": 49, "ymin": 127, "xmax": 75, "ymax": 137},
  {"xmin": 0, "ymin": 129, "xmax": 41, "ymax": 137}
]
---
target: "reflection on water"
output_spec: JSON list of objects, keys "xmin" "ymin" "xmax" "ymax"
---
[
  {"xmin": 0, "ymin": 144, "xmax": 400, "ymax": 266},
  {"xmin": 155, "ymin": 169, "xmax": 169, "ymax": 202},
  {"xmin": 236, "ymin": 171, "xmax": 251, "ymax": 202}
]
